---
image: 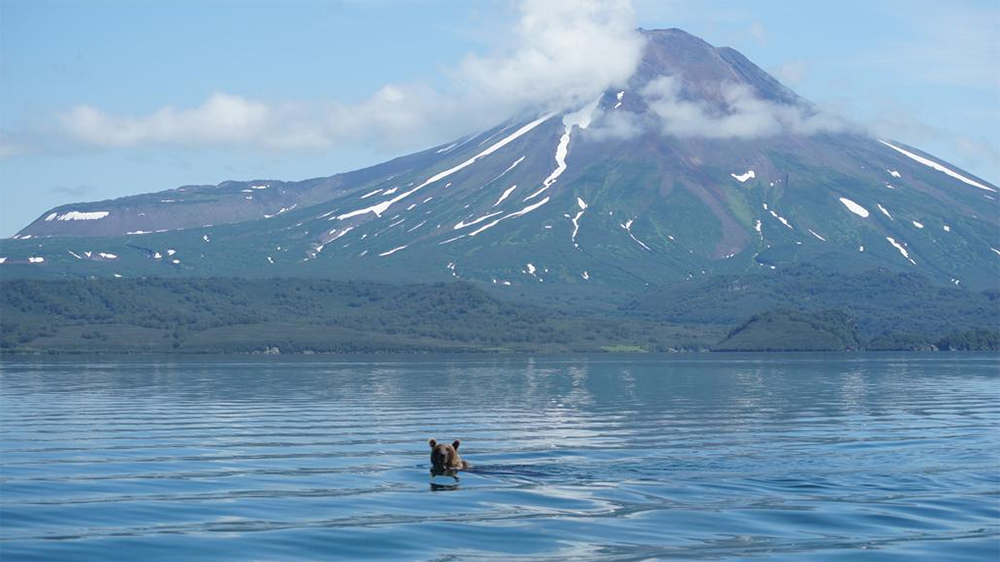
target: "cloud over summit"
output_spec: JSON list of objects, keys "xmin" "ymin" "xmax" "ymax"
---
[
  {"xmin": 37, "ymin": 0, "xmax": 646, "ymax": 156},
  {"xmin": 5, "ymin": 0, "xmax": 862, "ymax": 158},
  {"xmin": 639, "ymin": 76, "xmax": 853, "ymax": 140}
]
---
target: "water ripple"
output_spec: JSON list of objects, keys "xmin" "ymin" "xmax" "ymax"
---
[{"xmin": 1, "ymin": 354, "xmax": 998, "ymax": 561}]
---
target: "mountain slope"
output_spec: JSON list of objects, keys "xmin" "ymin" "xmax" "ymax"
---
[{"xmin": 3, "ymin": 28, "xmax": 998, "ymax": 293}]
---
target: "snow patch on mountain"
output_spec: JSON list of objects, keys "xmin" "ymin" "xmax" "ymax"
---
[
  {"xmin": 570, "ymin": 197, "xmax": 588, "ymax": 248},
  {"xmin": 468, "ymin": 196, "xmax": 551, "ymax": 237},
  {"xmin": 731, "ymin": 170, "xmax": 755, "ymax": 183},
  {"xmin": 455, "ymin": 211, "xmax": 505, "ymax": 230},
  {"xmin": 886, "ymin": 237, "xmax": 916, "ymax": 265},
  {"xmin": 621, "ymin": 218, "xmax": 651, "ymax": 251},
  {"xmin": 338, "ymin": 112, "xmax": 555, "ymax": 221},
  {"xmin": 494, "ymin": 185, "xmax": 518, "ymax": 207},
  {"xmin": 878, "ymin": 140, "xmax": 996, "ymax": 192},
  {"xmin": 329, "ymin": 227, "xmax": 354, "ymax": 242},
  {"xmin": 379, "ymin": 245, "xmax": 408, "ymax": 257},
  {"xmin": 839, "ymin": 198, "xmax": 870, "ymax": 218},
  {"xmin": 526, "ymin": 98, "xmax": 601, "ymax": 201},
  {"xmin": 264, "ymin": 204, "xmax": 296, "ymax": 219},
  {"xmin": 55, "ymin": 211, "xmax": 110, "ymax": 221},
  {"xmin": 493, "ymin": 156, "xmax": 525, "ymax": 183},
  {"xmin": 763, "ymin": 203, "xmax": 794, "ymax": 229}
]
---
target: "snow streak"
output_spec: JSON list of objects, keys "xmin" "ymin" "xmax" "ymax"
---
[
  {"xmin": 621, "ymin": 218, "xmax": 651, "ymax": 250},
  {"xmin": 878, "ymin": 140, "xmax": 996, "ymax": 192},
  {"xmin": 338, "ymin": 113, "xmax": 555, "ymax": 221},
  {"xmin": 525, "ymin": 98, "xmax": 601, "ymax": 202}
]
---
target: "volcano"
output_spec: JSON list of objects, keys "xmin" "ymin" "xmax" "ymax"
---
[{"xmin": 4, "ymin": 29, "xmax": 998, "ymax": 295}]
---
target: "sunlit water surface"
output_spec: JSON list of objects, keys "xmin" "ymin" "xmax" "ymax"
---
[{"xmin": 1, "ymin": 354, "xmax": 997, "ymax": 561}]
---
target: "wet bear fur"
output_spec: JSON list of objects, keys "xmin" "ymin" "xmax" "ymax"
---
[{"xmin": 428, "ymin": 439, "xmax": 469, "ymax": 472}]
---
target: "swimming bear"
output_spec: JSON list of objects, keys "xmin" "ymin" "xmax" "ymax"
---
[{"xmin": 428, "ymin": 439, "xmax": 469, "ymax": 472}]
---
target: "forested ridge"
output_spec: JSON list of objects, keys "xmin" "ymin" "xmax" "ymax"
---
[
  {"xmin": 0, "ymin": 278, "xmax": 713, "ymax": 353},
  {"xmin": 2, "ymin": 273, "xmax": 996, "ymax": 354}
]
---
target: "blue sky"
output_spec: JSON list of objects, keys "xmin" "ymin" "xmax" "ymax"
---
[{"xmin": 2, "ymin": 0, "xmax": 998, "ymax": 237}]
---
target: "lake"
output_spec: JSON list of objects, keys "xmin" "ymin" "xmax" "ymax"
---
[{"xmin": 1, "ymin": 354, "xmax": 997, "ymax": 561}]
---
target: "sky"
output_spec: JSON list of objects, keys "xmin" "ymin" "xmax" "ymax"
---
[{"xmin": 1, "ymin": 0, "xmax": 998, "ymax": 238}]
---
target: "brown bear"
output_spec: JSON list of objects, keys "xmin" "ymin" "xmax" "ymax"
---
[{"xmin": 428, "ymin": 439, "xmax": 469, "ymax": 472}]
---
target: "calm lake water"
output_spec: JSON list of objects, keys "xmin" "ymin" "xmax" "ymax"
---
[{"xmin": 1, "ymin": 354, "xmax": 997, "ymax": 561}]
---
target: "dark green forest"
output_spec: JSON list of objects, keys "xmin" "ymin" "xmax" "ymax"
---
[
  {"xmin": 0, "ymin": 278, "xmax": 714, "ymax": 354},
  {"xmin": 1, "ymin": 269, "xmax": 996, "ymax": 354},
  {"xmin": 624, "ymin": 264, "xmax": 999, "ymax": 343},
  {"xmin": 714, "ymin": 310, "xmax": 863, "ymax": 352}
]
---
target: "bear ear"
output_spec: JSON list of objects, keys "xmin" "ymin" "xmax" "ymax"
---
[
  {"xmin": 452, "ymin": 440, "xmax": 461, "ymax": 450},
  {"xmin": 428, "ymin": 439, "xmax": 437, "ymax": 448}
]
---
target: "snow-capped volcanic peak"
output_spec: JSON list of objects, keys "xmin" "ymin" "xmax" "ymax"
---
[{"xmin": 5, "ymin": 28, "xmax": 997, "ymax": 292}]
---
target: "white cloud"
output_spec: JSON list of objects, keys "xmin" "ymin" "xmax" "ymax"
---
[
  {"xmin": 587, "ymin": 108, "xmax": 646, "ymax": 141},
  {"xmin": 454, "ymin": 0, "xmax": 645, "ymax": 113},
  {"xmin": 42, "ymin": 0, "xmax": 646, "ymax": 155},
  {"xmin": 749, "ymin": 21, "xmax": 766, "ymax": 46},
  {"xmin": 640, "ymin": 76, "xmax": 853, "ymax": 139},
  {"xmin": 60, "ymin": 94, "xmax": 276, "ymax": 148},
  {"xmin": 953, "ymin": 136, "xmax": 1000, "ymax": 170},
  {"xmin": 773, "ymin": 62, "xmax": 808, "ymax": 86}
]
